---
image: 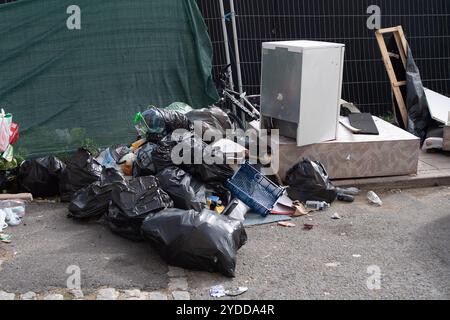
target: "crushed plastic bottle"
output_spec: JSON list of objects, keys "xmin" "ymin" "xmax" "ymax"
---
[
  {"xmin": 367, "ymin": 191, "xmax": 383, "ymax": 206},
  {"xmin": 305, "ymin": 201, "xmax": 330, "ymax": 211}
]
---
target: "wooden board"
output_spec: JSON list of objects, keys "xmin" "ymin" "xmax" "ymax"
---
[
  {"xmin": 375, "ymin": 26, "xmax": 409, "ymax": 128},
  {"xmin": 276, "ymin": 116, "xmax": 420, "ymax": 180}
]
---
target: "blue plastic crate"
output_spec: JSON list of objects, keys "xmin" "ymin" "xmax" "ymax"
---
[{"xmin": 225, "ymin": 161, "xmax": 285, "ymax": 217}]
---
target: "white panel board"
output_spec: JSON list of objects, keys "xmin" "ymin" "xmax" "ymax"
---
[{"xmin": 424, "ymin": 88, "xmax": 450, "ymax": 124}]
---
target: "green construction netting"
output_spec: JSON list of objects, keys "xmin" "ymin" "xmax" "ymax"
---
[{"xmin": 0, "ymin": 0, "xmax": 219, "ymax": 157}]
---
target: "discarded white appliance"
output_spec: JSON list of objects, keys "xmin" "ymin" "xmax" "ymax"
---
[{"xmin": 260, "ymin": 40, "xmax": 345, "ymax": 147}]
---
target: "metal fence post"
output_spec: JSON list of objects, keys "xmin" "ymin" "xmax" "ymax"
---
[
  {"xmin": 229, "ymin": 0, "xmax": 243, "ymax": 95},
  {"xmin": 219, "ymin": 0, "xmax": 234, "ymax": 91}
]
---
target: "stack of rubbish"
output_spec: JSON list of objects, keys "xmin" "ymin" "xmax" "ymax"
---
[
  {"xmin": 0, "ymin": 108, "xmax": 21, "ymax": 193},
  {"xmin": 13, "ymin": 104, "xmax": 248, "ymax": 277},
  {"xmin": 11, "ymin": 102, "xmax": 366, "ymax": 276}
]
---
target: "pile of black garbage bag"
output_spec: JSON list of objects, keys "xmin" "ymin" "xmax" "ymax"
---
[{"xmin": 15, "ymin": 106, "xmax": 246, "ymax": 277}]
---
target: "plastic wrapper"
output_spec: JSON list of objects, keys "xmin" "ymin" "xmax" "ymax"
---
[
  {"xmin": 185, "ymin": 107, "xmax": 232, "ymax": 137},
  {"xmin": 284, "ymin": 159, "xmax": 337, "ymax": 204},
  {"xmin": 59, "ymin": 148, "xmax": 103, "ymax": 202},
  {"xmin": 96, "ymin": 145, "xmax": 131, "ymax": 170},
  {"xmin": 141, "ymin": 208, "xmax": 247, "ymax": 277},
  {"xmin": 105, "ymin": 176, "xmax": 173, "ymax": 241},
  {"xmin": 68, "ymin": 168, "xmax": 126, "ymax": 219},
  {"xmin": 18, "ymin": 156, "xmax": 66, "ymax": 197},
  {"xmin": 156, "ymin": 167, "xmax": 206, "ymax": 211},
  {"xmin": 133, "ymin": 142, "xmax": 158, "ymax": 177}
]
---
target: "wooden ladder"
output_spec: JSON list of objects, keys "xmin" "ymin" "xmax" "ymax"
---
[{"xmin": 375, "ymin": 26, "xmax": 409, "ymax": 128}]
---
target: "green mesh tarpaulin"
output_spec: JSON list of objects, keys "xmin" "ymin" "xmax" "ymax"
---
[{"xmin": 0, "ymin": 0, "xmax": 219, "ymax": 156}]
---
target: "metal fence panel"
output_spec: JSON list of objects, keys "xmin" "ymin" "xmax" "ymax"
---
[{"xmin": 198, "ymin": 0, "xmax": 450, "ymax": 116}]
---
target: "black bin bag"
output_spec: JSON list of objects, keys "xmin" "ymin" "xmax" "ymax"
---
[
  {"xmin": 68, "ymin": 168, "xmax": 126, "ymax": 219},
  {"xmin": 284, "ymin": 159, "xmax": 337, "ymax": 204},
  {"xmin": 105, "ymin": 176, "xmax": 173, "ymax": 241},
  {"xmin": 185, "ymin": 107, "xmax": 232, "ymax": 137},
  {"xmin": 178, "ymin": 133, "xmax": 234, "ymax": 183},
  {"xmin": 156, "ymin": 167, "xmax": 206, "ymax": 211},
  {"xmin": 18, "ymin": 156, "xmax": 66, "ymax": 197},
  {"xmin": 59, "ymin": 148, "xmax": 103, "ymax": 202},
  {"xmin": 141, "ymin": 208, "xmax": 247, "ymax": 277}
]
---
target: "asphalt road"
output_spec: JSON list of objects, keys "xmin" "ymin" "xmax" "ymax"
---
[{"xmin": 1, "ymin": 186, "xmax": 449, "ymax": 299}]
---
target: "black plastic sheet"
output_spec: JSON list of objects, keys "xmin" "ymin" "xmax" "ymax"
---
[
  {"xmin": 284, "ymin": 159, "xmax": 337, "ymax": 204},
  {"xmin": 18, "ymin": 156, "xmax": 66, "ymax": 197},
  {"xmin": 141, "ymin": 208, "xmax": 247, "ymax": 277},
  {"xmin": 105, "ymin": 176, "xmax": 173, "ymax": 241},
  {"xmin": 405, "ymin": 47, "xmax": 433, "ymax": 142},
  {"xmin": 156, "ymin": 167, "xmax": 206, "ymax": 211}
]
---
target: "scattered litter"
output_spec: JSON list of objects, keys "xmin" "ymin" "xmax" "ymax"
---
[
  {"xmin": 278, "ymin": 221, "xmax": 296, "ymax": 228},
  {"xmin": 325, "ymin": 262, "xmax": 340, "ymax": 267},
  {"xmin": 222, "ymin": 198, "xmax": 250, "ymax": 222},
  {"xmin": 225, "ymin": 286, "xmax": 248, "ymax": 297},
  {"xmin": 209, "ymin": 285, "xmax": 248, "ymax": 298},
  {"xmin": 291, "ymin": 201, "xmax": 311, "ymax": 216},
  {"xmin": 367, "ymin": 191, "xmax": 383, "ymax": 206},
  {"xmin": 340, "ymin": 232, "xmax": 347, "ymax": 236},
  {"xmin": 305, "ymin": 201, "xmax": 330, "ymax": 211},
  {"xmin": 352, "ymin": 254, "xmax": 361, "ymax": 258},
  {"xmin": 209, "ymin": 285, "xmax": 226, "ymax": 298},
  {"xmin": 390, "ymin": 189, "xmax": 402, "ymax": 194},
  {"xmin": 0, "ymin": 232, "xmax": 11, "ymax": 243},
  {"xmin": 331, "ymin": 212, "xmax": 341, "ymax": 220},
  {"xmin": 303, "ymin": 224, "xmax": 314, "ymax": 231},
  {"xmin": 0, "ymin": 200, "xmax": 25, "ymax": 229}
]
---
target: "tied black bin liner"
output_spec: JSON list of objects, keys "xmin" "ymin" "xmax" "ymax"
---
[
  {"xmin": 285, "ymin": 159, "xmax": 337, "ymax": 204},
  {"xmin": 141, "ymin": 208, "xmax": 247, "ymax": 277},
  {"xmin": 68, "ymin": 168, "xmax": 126, "ymax": 219},
  {"xmin": 106, "ymin": 176, "xmax": 173, "ymax": 241},
  {"xmin": 156, "ymin": 167, "xmax": 206, "ymax": 211},
  {"xmin": 59, "ymin": 148, "xmax": 103, "ymax": 202},
  {"xmin": 17, "ymin": 156, "xmax": 66, "ymax": 197}
]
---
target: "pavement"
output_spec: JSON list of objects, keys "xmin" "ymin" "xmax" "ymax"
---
[{"xmin": 0, "ymin": 186, "xmax": 450, "ymax": 300}]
